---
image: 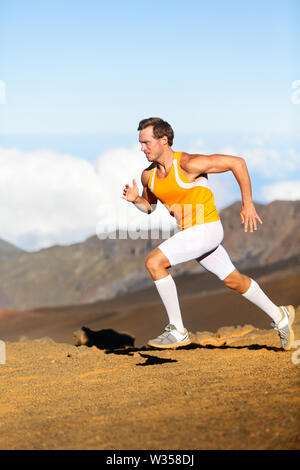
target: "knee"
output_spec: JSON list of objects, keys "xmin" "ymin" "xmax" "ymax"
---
[
  {"xmin": 222, "ymin": 270, "xmax": 242, "ymax": 291},
  {"xmin": 145, "ymin": 249, "xmax": 170, "ymax": 273},
  {"xmin": 222, "ymin": 270, "xmax": 250, "ymax": 293},
  {"xmin": 145, "ymin": 252, "xmax": 158, "ymax": 272}
]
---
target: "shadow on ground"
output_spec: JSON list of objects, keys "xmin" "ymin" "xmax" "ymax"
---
[{"xmin": 73, "ymin": 326, "xmax": 282, "ymax": 367}]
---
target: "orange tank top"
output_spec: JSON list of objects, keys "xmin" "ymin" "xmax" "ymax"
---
[{"xmin": 147, "ymin": 152, "xmax": 220, "ymax": 230}]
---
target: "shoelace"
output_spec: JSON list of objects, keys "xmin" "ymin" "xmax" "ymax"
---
[
  {"xmin": 157, "ymin": 324, "xmax": 174, "ymax": 339},
  {"xmin": 271, "ymin": 311, "xmax": 289, "ymax": 331},
  {"xmin": 271, "ymin": 316, "xmax": 289, "ymax": 346},
  {"xmin": 278, "ymin": 329, "xmax": 288, "ymax": 343}
]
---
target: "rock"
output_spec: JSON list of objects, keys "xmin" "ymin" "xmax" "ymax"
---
[
  {"xmin": 73, "ymin": 326, "xmax": 135, "ymax": 349},
  {"xmin": 33, "ymin": 336, "xmax": 54, "ymax": 343},
  {"xmin": 190, "ymin": 331, "xmax": 226, "ymax": 347},
  {"xmin": 190, "ymin": 324, "xmax": 261, "ymax": 347},
  {"xmin": 73, "ymin": 329, "xmax": 89, "ymax": 346},
  {"xmin": 18, "ymin": 336, "xmax": 29, "ymax": 342},
  {"xmin": 216, "ymin": 324, "xmax": 255, "ymax": 339}
]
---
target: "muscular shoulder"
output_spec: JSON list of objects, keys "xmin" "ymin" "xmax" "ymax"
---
[
  {"xmin": 179, "ymin": 152, "xmax": 192, "ymax": 169},
  {"xmin": 180, "ymin": 152, "xmax": 208, "ymax": 178},
  {"xmin": 141, "ymin": 163, "xmax": 156, "ymax": 186},
  {"xmin": 180, "ymin": 151, "xmax": 206, "ymax": 167}
]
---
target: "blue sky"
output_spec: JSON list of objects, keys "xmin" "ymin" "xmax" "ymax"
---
[
  {"xmin": 0, "ymin": 0, "xmax": 299, "ymax": 250},
  {"xmin": 0, "ymin": 0, "xmax": 299, "ymax": 136}
]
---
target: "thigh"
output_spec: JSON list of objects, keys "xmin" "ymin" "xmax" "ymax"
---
[
  {"xmin": 158, "ymin": 220, "xmax": 224, "ymax": 266},
  {"xmin": 197, "ymin": 244, "xmax": 236, "ymax": 280}
]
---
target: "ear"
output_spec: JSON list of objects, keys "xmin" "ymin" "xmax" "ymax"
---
[{"xmin": 161, "ymin": 135, "xmax": 168, "ymax": 145}]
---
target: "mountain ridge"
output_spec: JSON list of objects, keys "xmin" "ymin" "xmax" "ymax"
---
[
  {"xmin": 0, "ymin": 237, "xmax": 24, "ymax": 262},
  {"xmin": 0, "ymin": 199, "xmax": 299, "ymax": 311}
]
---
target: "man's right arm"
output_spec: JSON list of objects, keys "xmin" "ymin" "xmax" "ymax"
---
[
  {"xmin": 122, "ymin": 169, "xmax": 157, "ymax": 214},
  {"xmin": 133, "ymin": 170, "xmax": 157, "ymax": 214}
]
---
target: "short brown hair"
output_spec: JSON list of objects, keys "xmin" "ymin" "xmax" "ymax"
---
[{"xmin": 138, "ymin": 117, "xmax": 174, "ymax": 146}]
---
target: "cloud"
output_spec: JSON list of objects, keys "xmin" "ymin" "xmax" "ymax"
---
[
  {"xmin": 0, "ymin": 147, "xmax": 103, "ymax": 250},
  {"xmin": 0, "ymin": 145, "xmax": 177, "ymax": 251},
  {"xmin": 1, "ymin": 142, "xmax": 299, "ymax": 252},
  {"xmin": 189, "ymin": 133, "xmax": 300, "ymax": 179},
  {"xmin": 218, "ymin": 146, "xmax": 298, "ymax": 179},
  {"xmin": 186, "ymin": 137, "xmax": 300, "ymax": 205},
  {"xmin": 242, "ymin": 147, "xmax": 300, "ymax": 179},
  {"xmin": 188, "ymin": 139, "xmax": 205, "ymax": 153},
  {"xmin": 260, "ymin": 179, "xmax": 300, "ymax": 202}
]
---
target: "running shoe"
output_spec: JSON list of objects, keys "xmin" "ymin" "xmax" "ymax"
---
[
  {"xmin": 147, "ymin": 324, "xmax": 191, "ymax": 349},
  {"xmin": 271, "ymin": 305, "xmax": 295, "ymax": 350}
]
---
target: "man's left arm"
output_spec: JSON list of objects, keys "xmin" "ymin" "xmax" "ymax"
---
[{"xmin": 183, "ymin": 153, "xmax": 263, "ymax": 232}]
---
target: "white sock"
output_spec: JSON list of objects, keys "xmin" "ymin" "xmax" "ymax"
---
[
  {"xmin": 241, "ymin": 278, "xmax": 282, "ymax": 324},
  {"xmin": 154, "ymin": 274, "xmax": 185, "ymax": 333}
]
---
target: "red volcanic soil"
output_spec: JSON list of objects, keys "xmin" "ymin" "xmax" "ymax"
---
[
  {"xmin": 0, "ymin": 267, "xmax": 299, "ymax": 450},
  {"xmin": 0, "ymin": 306, "xmax": 299, "ymax": 450}
]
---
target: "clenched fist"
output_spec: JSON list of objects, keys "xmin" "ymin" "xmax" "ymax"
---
[{"xmin": 121, "ymin": 178, "xmax": 139, "ymax": 203}]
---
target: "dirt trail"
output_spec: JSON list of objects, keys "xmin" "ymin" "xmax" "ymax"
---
[{"xmin": 0, "ymin": 307, "xmax": 299, "ymax": 450}]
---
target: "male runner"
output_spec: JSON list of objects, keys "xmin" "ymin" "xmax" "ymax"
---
[{"xmin": 122, "ymin": 117, "xmax": 295, "ymax": 350}]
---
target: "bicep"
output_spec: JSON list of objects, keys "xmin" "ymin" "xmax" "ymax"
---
[{"xmin": 188, "ymin": 154, "xmax": 244, "ymax": 174}]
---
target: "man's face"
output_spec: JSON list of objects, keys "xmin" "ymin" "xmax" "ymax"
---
[{"xmin": 139, "ymin": 126, "xmax": 166, "ymax": 161}]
